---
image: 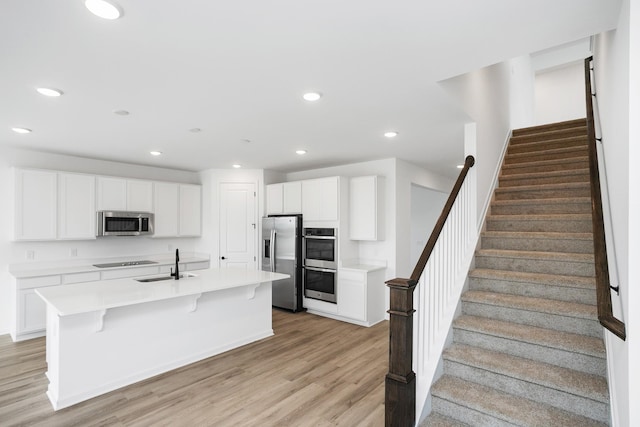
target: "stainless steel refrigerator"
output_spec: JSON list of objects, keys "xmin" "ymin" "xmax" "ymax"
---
[{"xmin": 261, "ymin": 214, "xmax": 303, "ymax": 312}]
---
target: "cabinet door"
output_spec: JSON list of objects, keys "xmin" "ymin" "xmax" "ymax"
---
[
  {"xmin": 96, "ymin": 177, "xmax": 127, "ymax": 211},
  {"xmin": 127, "ymin": 180, "xmax": 154, "ymax": 212},
  {"xmin": 179, "ymin": 184, "xmax": 202, "ymax": 236},
  {"xmin": 58, "ymin": 173, "xmax": 96, "ymax": 239},
  {"xmin": 319, "ymin": 177, "xmax": 339, "ymax": 221},
  {"xmin": 18, "ymin": 289, "xmax": 47, "ymax": 333},
  {"xmin": 266, "ymin": 184, "xmax": 283, "ymax": 215},
  {"xmin": 153, "ymin": 182, "xmax": 179, "ymax": 237},
  {"xmin": 349, "ymin": 176, "xmax": 384, "ymax": 240},
  {"xmin": 283, "ymin": 182, "xmax": 302, "ymax": 213},
  {"xmin": 337, "ymin": 271, "xmax": 366, "ymax": 321},
  {"xmin": 301, "ymin": 180, "xmax": 321, "ymax": 220},
  {"xmin": 14, "ymin": 169, "xmax": 57, "ymax": 240}
]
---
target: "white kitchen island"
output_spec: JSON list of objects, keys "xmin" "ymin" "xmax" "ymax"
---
[{"xmin": 35, "ymin": 268, "xmax": 288, "ymax": 410}]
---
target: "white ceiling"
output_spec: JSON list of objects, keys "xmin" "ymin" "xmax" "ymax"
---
[{"xmin": 0, "ymin": 0, "xmax": 621, "ymax": 177}]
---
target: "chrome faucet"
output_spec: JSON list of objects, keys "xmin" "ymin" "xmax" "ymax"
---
[{"xmin": 171, "ymin": 248, "xmax": 180, "ymax": 280}]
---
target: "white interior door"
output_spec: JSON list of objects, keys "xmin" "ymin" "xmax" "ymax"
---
[{"xmin": 219, "ymin": 182, "xmax": 257, "ymax": 269}]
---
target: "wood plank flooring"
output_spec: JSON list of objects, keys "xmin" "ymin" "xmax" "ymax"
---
[{"xmin": 0, "ymin": 310, "xmax": 388, "ymax": 426}]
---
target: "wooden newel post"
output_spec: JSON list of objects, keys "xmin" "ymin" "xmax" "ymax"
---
[{"xmin": 385, "ymin": 277, "xmax": 417, "ymax": 427}]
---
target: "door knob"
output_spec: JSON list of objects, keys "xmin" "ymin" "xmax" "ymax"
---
[{"xmin": 221, "ymin": 256, "xmax": 226, "ymax": 260}]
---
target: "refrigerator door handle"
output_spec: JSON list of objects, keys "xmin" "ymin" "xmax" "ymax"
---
[{"xmin": 270, "ymin": 229, "xmax": 276, "ymax": 272}]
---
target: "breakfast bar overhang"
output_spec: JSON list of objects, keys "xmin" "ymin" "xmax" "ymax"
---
[{"xmin": 35, "ymin": 268, "xmax": 289, "ymax": 410}]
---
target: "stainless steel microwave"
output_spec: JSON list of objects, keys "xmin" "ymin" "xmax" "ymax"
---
[{"xmin": 96, "ymin": 211, "xmax": 154, "ymax": 236}]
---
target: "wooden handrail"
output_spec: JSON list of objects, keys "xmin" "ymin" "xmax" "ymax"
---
[
  {"xmin": 584, "ymin": 57, "xmax": 626, "ymax": 341},
  {"xmin": 384, "ymin": 155, "xmax": 475, "ymax": 427}
]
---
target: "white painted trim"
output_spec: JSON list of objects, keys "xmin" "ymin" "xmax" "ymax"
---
[{"xmin": 604, "ymin": 331, "xmax": 620, "ymax": 427}]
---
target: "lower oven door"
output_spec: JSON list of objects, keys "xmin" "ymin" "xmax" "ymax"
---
[{"xmin": 303, "ymin": 266, "xmax": 337, "ymax": 303}]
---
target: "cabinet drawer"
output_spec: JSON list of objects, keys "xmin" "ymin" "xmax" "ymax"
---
[
  {"xmin": 18, "ymin": 275, "xmax": 61, "ymax": 290},
  {"xmin": 338, "ymin": 270, "xmax": 365, "ymax": 282},
  {"xmin": 62, "ymin": 271, "xmax": 101, "ymax": 284},
  {"xmin": 101, "ymin": 266, "xmax": 160, "ymax": 280},
  {"xmin": 185, "ymin": 261, "xmax": 210, "ymax": 271}
]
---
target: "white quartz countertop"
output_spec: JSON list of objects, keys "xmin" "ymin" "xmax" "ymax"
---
[
  {"xmin": 10, "ymin": 254, "xmax": 209, "ymax": 279},
  {"xmin": 35, "ymin": 268, "xmax": 289, "ymax": 316}
]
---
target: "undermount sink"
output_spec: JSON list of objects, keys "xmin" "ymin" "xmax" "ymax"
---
[{"xmin": 135, "ymin": 273, "xmax": 198, "ymax": 283}]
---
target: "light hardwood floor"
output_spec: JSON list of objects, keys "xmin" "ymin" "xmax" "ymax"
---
[{"xmin": 0, "ymin": 310, "xmax": 388, "ymax": 426}]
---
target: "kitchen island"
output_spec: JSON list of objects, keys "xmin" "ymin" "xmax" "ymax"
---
[{"xmin": 35, "ymin": 268, "xmax": 289, "ymax": 410}]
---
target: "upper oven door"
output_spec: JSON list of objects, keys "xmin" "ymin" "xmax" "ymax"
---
[{"xmin": 303, "ymin": 236, "xmax": 337, "ymax": 269}]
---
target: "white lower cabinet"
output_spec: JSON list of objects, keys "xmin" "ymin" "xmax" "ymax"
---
[
  {"xmin": 10, "ymin": 260, "xmax": 210, "ymax": 342},
  {"xmin": 335, "ymin": 267, "xmax": 385, "ymax": 326}
]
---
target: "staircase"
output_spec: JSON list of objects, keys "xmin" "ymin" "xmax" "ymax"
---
[{"xmin": 422, "ymin": 119, "xmax": 610, "ymax": 426}]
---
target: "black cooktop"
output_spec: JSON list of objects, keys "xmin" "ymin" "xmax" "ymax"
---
[{"xmin": 92, "ymin": 260, "xmax": 158, "ymax": 268}]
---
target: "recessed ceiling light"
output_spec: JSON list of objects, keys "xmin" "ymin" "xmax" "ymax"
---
[
  {"xmin": 85, "ymin": 0, "xmax": 122, "ymax": 20},
  {"xmin": 189, "ymin": 128, "xmax": 201, "ymax": 133},
  {"xmin": 36, "ymin": 87, "xmax": 63, "ymax": 97},
  {"xmin": 384, "ymin": 131, "xmax": 398, "ymax": 138},
  {"xmin": 232, "ymin": 164, "xmax": 242, "ymax": 169},
  {"xmin": 296, "ymin": 150, "xmax": 307, "ymax": 155},
  {"xmin": 150, "ymin": 151, "xmax": 163, "ymax": 156},
  {"xmin": 12, "ymin": 127, "xmax": 32, "ymax": 134},
  {"xmin": 303, "ymin": 92, "xmax": 322, "ymax": 102},
  {"xmin": 113, "ymin": 109, "xmax": 129, "ymax": 116},
  {"xmin": 456, "ymin": 164, "xmax": 464, "ymax": 169}
]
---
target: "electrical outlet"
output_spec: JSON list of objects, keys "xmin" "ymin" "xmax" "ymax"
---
[
  {"xmin": 26, "ymin": 250, "xmax": 35, "ymax": 260},
  {"xmin": 70, "ymin": 248, "xmax": 78, "ymax": 257}
]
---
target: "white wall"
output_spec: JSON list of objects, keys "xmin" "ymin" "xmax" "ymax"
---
[
  {"xmin": 439, "ymin": 60, "xmax": 518, "ymax": 226},
  {"xmin": 0, "ymin": 146, "xmax": 203, "ymax": 335},
  {"xmin": 410, "ymin": 185, "xmax": 448, "ymax": 267},
  {"xmin": 593, "ymin": 0, "xmax": 638, "ymax": 424},
  {"xmin": 535, "ymin": 61, "xmax": 586, "ymax": 125}
]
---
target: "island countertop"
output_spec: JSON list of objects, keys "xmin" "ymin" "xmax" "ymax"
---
[{"xmin": 35, "ymin": 268, "xmax": 289, "ymax": 316}]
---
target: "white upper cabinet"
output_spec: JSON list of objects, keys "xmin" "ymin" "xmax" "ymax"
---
[
  {"xmin": 97, "ymin": 177, "xmax": 153, "ymax": 212},
  {"xmin": 126, "ymin": 180, "xmax": 154, "ymax": 212},
  {"xmin": 153, "ymin": 182, "xmax": 179, "ymax": 237},
  {"xmin": 179, "ymin": 184, "xmax": 201, "ymax": 236},
  {"xmin": 282, "ymin": 182, "xmax": 302, "ymax": 213},
  {"xmin": 14, "ymin": 169, "xmax": 57, "ymax": 240},
  {"xmin": 154, "ymin": 182, "xmax": 202, "ymax": 237},
  {"xmin": 266, "ymin": 182, "xmax": 303, "ymax": 215},
  {"xmin": 302, "ymin": 177, "xmax": 339, "ymax": 221},
  {"xmin": 266, "ymin": 183, "xmax": 284, "ymax": 215},
  {"xmin": 96, "ymin": 177, "xmax": 127, "ymax": 211},
  {"xmin": 349, "ymin": 176, "xmax": 385, "ymax": 240},
  {"xmin": 57, "ymin": 173, "xmax": 96, "ymax": 240}
]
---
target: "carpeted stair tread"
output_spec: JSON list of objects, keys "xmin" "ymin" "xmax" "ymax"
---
[
  {"xmin": 462, "ymin": 290, "xmax": 597, "ymax": 320},
  {"xmin": 510, "ymin": 129, "xmax": 587, "ymax": 144},
  {"xmin": 469, "ymin": 267, "xmax": 596, "ymax": 290},
  {"xmin": 495, "ymin": 181, "xmax": 590, "ymax": 194},
  {"xmin": 475, "ymin": 248, "xmax": 594, "ymax": 263},
  {"xmin": 420, "ymin": 413, "xmax": 470, "ymax": 427},
  {"xmin": 511, "ymin": 119, "xmax": 587, "ymax": 137},
  {"xmin": 499, "ymin": 168, "xmax": 589, "ymax": 185},
  {"xmin": 507, "ymin": 135, "xmax": 588, "ymax": 154},
  {"xmin": 430, "ymin": 375, "xmax": 607, "ymax": 427},
  {"xmin": 504, "ymin": 145, "xmax": 588, "ymax": 164},
  {"xmin": 443, "ymin": 343, "xmax": 609, "ymax": 403},
  {"xmin": 486, "ymin": 212, "xmax": 592, "ymax": 222},
  {"xmin": 490, "ymin": 197, "xmax": 591, "ymax": 215},
  {"xmin": 480, "ymin": 231, "xmax": 594, "ymax": 253},
  {"xmin": 500, "ymin": 156, "xmax": 589, "ymax": 174},
  {"xmin": 453, "ymin": 315, "xmax": 605, "ymax": 358}
]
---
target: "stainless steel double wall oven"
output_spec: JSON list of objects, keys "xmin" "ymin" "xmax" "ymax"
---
[{"xmin": 302, "ymin": 227, "xmax": 337, "ymax": 303}]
